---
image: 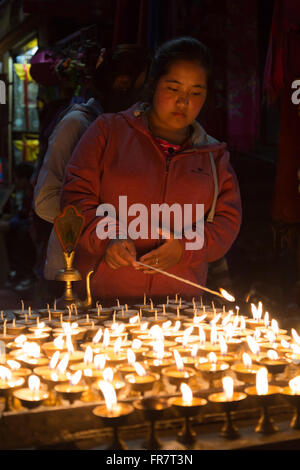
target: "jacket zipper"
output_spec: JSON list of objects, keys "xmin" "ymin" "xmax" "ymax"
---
[
  {"xmin": 166, "ymin": 155, "xmax": 172, "ymax": 174},
  {"xmin": 146, "ymin": 139, "xmax": 197, "ymax": 296}
]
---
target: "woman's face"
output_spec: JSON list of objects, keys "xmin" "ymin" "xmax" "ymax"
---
[{"xmin": 151, "ymin": 60, "xmax": 208, "ymax": 132}]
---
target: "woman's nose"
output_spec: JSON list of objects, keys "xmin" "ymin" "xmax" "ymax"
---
[{"xmin": 176, "ymin": 93, "xmax": 189, "ymax": 107}]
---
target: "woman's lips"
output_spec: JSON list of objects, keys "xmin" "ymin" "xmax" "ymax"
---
[{"xmin": 172, "ymin": 112, "xmax": 186, "ymax": 118}]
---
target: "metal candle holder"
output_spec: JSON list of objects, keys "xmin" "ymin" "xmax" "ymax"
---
[
  {"xmin": 171, "ymin": 395, "xmax": 207, "ymax": 445},
  {"xmin": 54, "ymin": 205, "xmax": 93, "ymax": 310},
  {"xmin": 133, "ymin": 397, "xmax": 171, "ymax": 449},
  {"xmin": 13, "ymin": 386, "xmax": 49, "ymax": 410},
  {"xmin": 0, "ymin": 377, "xmax": 25, "ymax": 411},
  {"xmin": 245, "ymin": 385, "xmax": 282, "ymax": 434},
  {"xmin": 281, "ymin": 387, "xmax": 300, "ymax": 430},
  {"xmin": 124, "ymin": 371, "xmax": 160, "ymax": 397},
  {"xmin": 54, "ymin": 383, "xmax": 88, "ymax": 405},
  {"xmin": 208, "ymin": 391, "xmax": 247, "ymax": 439},
  {"xmin": 93, "ymin": 403, "xmax": 134, "ymax": 450}
]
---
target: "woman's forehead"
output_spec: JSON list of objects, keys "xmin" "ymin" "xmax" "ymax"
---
[{"xmin": 161, "ymin": 59, "xmax": 207, "ymax": 85}]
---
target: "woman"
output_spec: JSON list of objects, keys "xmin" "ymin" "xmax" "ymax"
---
[{"xmin": 61, "ymin": 37, "xmax": 242, "ymax": 306}]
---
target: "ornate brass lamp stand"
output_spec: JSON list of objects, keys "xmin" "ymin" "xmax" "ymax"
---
[{"xmin": 54, "ymin": 205, "xmax": 93, "ymax": 310}]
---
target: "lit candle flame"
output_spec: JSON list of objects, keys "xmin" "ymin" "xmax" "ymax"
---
[
  {"xmin": 70, "ymin": 370, "xmax": 82, "ymax": 386},
  {"xmin": 210, "ymin": 314, "xmax": 221, "ymax": 325},
  {"xmin": 194, "ymin": 314, "xmax": 206, "ymax": 324},
  {"xmin": 134, "ymin": 362, "xmax": 147, "ymax": 377},
  {"xmin": 208, "ymin": 352, "xmax": 217, "ymax": 364},
  {"xmin": 254, "ymin": 328, "xmax": 261, "ymax": 340},
  {"xmin": 28, "ymin": 374, "xmax": 40, "ymax": 393},
  {"xmin": 191, "ymin": 344, "xmax": 198, "ymax": 358},
  {"xmin": 222, "ymin": 376, "xmax": 234, "ymax": 401},
  {"xmin": 266, "ymin": 330, "xmax": 276, "ymax": 345},
  {"xmin": 180, "ymin": 383, "xmax": 193, "ymax": 405},
  {"xmin": 224, "ymin": 323, "xmax": 234, "ymax": 341},
  {"xmin": 53, "ymin": 335, "xmax": 64, "ymax": 350},
  {"xmin": 246, "ymin": 336, "xmax": 260, "ymax": 356},
  {"xmin": 198, "ymin": 326, "xmax": 206, "ymax": 345},
  {"xmin": 84, "ymin": 346, "xmax": 93, "ymax": 365},
  {"xmin": 140, "ymin": 322, "xmax": 149, "ymax": 332},
  {"xmin": 222, "ymin": 311, "xmax": 233, "ymax": 327},
  {"xmin": 264, "ymin": 312, "xmax": 269, "ymax": 328},
  {"xmin": 251, "ymin": 301, "xmax": 263, "ymax": 321},
  {"xmin": 233, "ymin": 315, "xmax": 239, "ymax": 330},
  {"xmin": 23, "ymin": 342, "xmax": 40, "ymax": 358},
  {"xmin": 210, "ymin": 324, "xmax": 218, "ymax": 345},
  {"xmin": 98, "ymin": 380, "xmax": 117, "ymax": 412},
  {"xmin": 242, "ymin": 352, "xmax": 252, "ymax": 368},
  {"xmin": 182, "ymin": 326, "xmax": 193, "ymax": 346},
  {"xmin": 112, "ymin": 323, "xmax": 125, "ymax": 334},
  {"xmin": 219, "ymin": 289, "xmax": 235, "ymax": 302},
  {"xmin": 66, "ymin": 334, "xmax": 74, "ymax": 353},
  {"xmin": 103, "ymin": 367, "xmax": 114, "ymax": 382},
  {"xmin": 127, "ymin": 349, "xmax": 136, "ymax": 366},
  {"xmin": 271, "ymin": 319, "xmax": 279, "ymax": 336},
  {"xmin": 129, "ymin": 315, "xmax": 139, "ymax": 325},
  {"xmin": 267, "ymin": 349, "xmax": 279, "ymax": 360},
  {"xmin": 50, "ymin": 371, "xmax": 59, "ymax": 381},
  {"xmin": 94, "ymin": 354, "xmax": 106, "ymax": 370},
  {"xmin": 103, "ymin": 329, "xmax": 110, "ymax": 348},
  {"xmin": 6, "ymin": 360, "xmax": 21, "ymax": 371},
  {"xmin": 292, "ymin": 329, "xmax": 300, "ymax": 344},
  {"xmin": 132, "ymin": 339, "xmax": 142, "ymax": 350},
  {"xmin": 15, "ymin": 334, "xmax": 27, "ymax": 345},
  {"xmin": 153, "ymin": 340, "xmax": 164, "ymax": 359},
  {"xmin": 113, "ymin": 337, "xmax": 123, "ymax": 355},
  {"xmin": 174, "ymin": 350, "xmax": 184, "ymax": 371},
  {"xmin": 256, "ymin": 367, "xmax": 269, "ymax": 395},
  {"xmin": 218, "ymin": 334, "xmax": 228, "ymax": 355},
  {"xmin": 92, "ymin": 328, "xmax": 103, "ymax": 344},
  {"xmin": 281, "ymin": 339, "xmax": 290, "ymax": 349},
  {"xmin": 289, "ymin": 376, "xmax": 300, "ymax": 394},
  {"xmin": 162, "ymin": 320, "xmax": 172, "ymax": 330},
  {"xmin": 56, "ymin": 354, "xmax": 69, "ymax": 374},
  {"xmin": 149, "ymin": 325, "xmax": 163, "ymax": 341},
  {"xmin": 49, "ymin": 351, "xmax": 60, "ymax": 369},
  {"xmin": 291, "ymin": 343, "xmax": 300, "ymax": 355},
  {"xmin": 84, "ymin": 368, "xmax": 93, "ymax": 377},
  {"xmin": 0, "ymin": 366, "xmax": 12, "ymax": 381}
]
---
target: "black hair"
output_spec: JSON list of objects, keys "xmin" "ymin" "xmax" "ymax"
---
[
  {"xmin": 92, "ymin": 44, "xmax": 152, "ymax": 94},
  {"xmin": 145, "ymin": 36, "xmax": 212, "ymax": 102}
]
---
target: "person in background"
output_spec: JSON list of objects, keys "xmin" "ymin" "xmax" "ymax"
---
[
  {"xmin": 60, "ymin": 36, "xmax": 242, "ymax": 307},
  {"xmin": 33, "ymin": 43, "xmax": 151, "ymax": 302},
  {"xmin": 4, "ymin": 162, "xmax": 36, "ymax": 291}
]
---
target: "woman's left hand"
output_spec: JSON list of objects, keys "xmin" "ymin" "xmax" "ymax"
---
[{"xmin": 138, "ymin": 232, "xmax": 182, "ymax": 274}]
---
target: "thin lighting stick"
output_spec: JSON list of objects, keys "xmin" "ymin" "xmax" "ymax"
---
[{"xmin": 136, "ymin": 261, "xmax": 234, "ymax": 301}]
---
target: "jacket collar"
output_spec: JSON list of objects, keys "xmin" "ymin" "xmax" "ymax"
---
[{"xmin": 121, "ymin": 102, "xmax": 224, "ymax": 150}]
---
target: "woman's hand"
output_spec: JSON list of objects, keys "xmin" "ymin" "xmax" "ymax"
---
[
  {"xmin": 104, "ymin": 239, "xmax": 139, "ymax": 270},
  {"xmin": 138, "ymin": 232, "xmax": 183, "ymax": 274}
]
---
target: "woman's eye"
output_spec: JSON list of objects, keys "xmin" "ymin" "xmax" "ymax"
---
[{"xmin": 168, "ymin": 87, "xmax": 178, "ymax": 92}]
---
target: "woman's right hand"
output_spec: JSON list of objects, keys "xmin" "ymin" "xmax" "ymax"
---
[{"xmin": 104, "ymin": 239, "xmax": 139, "ymax": 270}]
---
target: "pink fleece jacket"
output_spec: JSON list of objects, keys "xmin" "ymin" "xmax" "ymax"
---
[{"xmin": 61, "ymin": 103, "xmax": 242, "ymax": 305}]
